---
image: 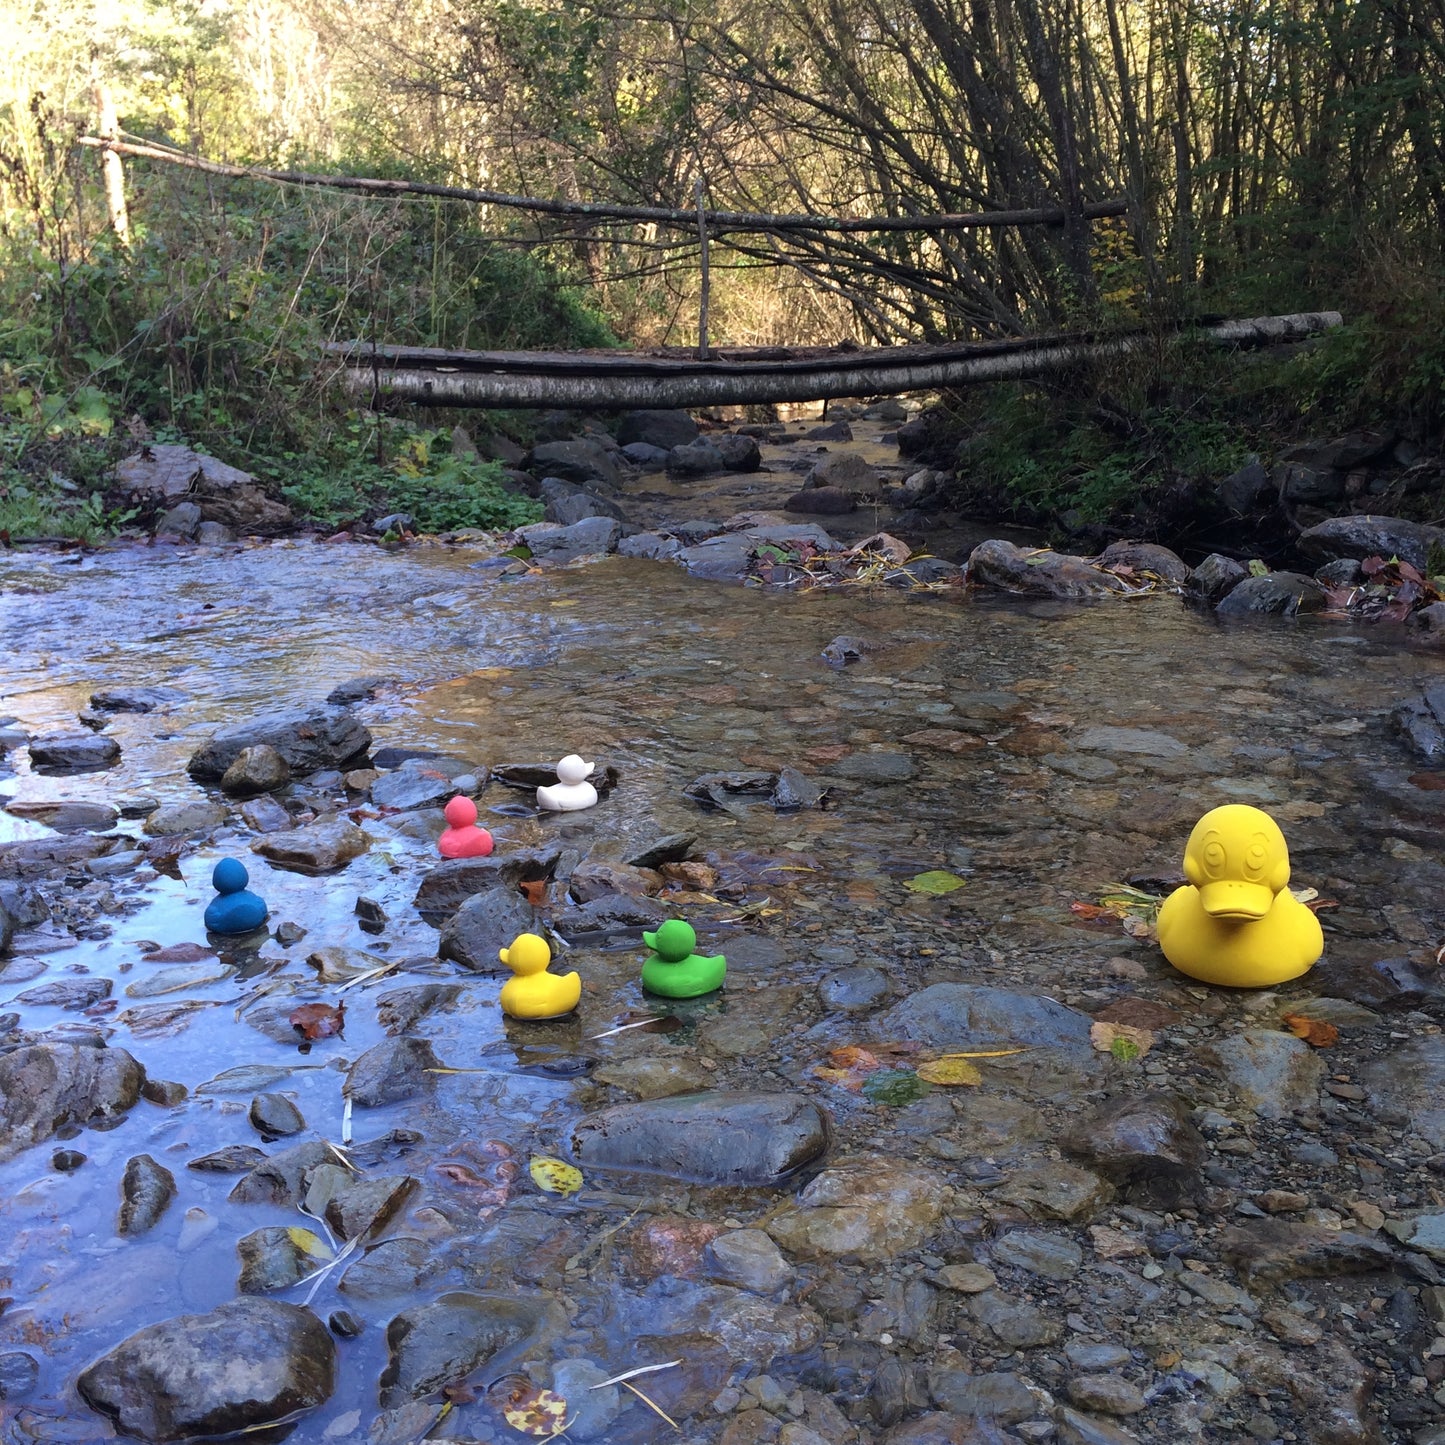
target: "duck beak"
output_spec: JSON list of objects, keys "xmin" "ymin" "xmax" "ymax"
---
[
  {"xmin": 498, "ymin": 948, "xmax": 509, "ymax": 964},
  {"xmin": 642, "ymin": 931, "xmax": 657, "ymax": 949},
  {"xmin": 1198, "ymin": 879, "xmax": 1274, "ymax": 920}
]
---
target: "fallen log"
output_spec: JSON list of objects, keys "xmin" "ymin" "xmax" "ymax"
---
[{"xmin": 333, "ymin": 312, "xmax": 1342, "ymax": 410}]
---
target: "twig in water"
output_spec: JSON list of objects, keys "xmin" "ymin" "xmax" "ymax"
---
[
  {"xmin": 622, "ymin": 1381, "xmax": 678, "ymax": 1430},
  {"xmin": 590, "ymin": 1360, "xmax": 681, "ymax": 1389}
]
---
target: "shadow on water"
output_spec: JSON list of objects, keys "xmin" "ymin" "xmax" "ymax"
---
[{"xmin": 1, "ymin": 538, "xmax": 1443, "ymax": 1441}]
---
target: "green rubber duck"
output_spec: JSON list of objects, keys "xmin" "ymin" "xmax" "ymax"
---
[{"xmin": 640, "ymin": 919, "xmax": 726, "ymax": 998}]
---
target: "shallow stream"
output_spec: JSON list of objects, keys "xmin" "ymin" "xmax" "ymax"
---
[{"xmin": 2, "ymin": 538, "xmax": 1444, "ymax": 1443}]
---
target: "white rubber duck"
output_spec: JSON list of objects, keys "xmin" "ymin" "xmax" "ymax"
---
[{"xmin": 537, "ymin": 754, "xmax": 599, "ymax": 812}]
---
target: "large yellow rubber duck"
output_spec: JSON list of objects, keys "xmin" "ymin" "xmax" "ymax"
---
[
  {"xmin": 1157, "ymin": 804, "xmax": 1323, "ymax": 987},
  {"xmin": 498, "ymin": 933, "xmax": 581, "ymax": 1019}
]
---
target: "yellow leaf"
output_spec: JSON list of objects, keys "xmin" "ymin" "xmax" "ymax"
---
[
  {"xmin": 284, "ymin": 1227, "xmax": 333, "ymax": 1260},
  {"xmin": 915, "ymin": 1057, "xmax": 982, "ymax": 1086},
  {"xmin": 501, "ymin": 1385, "xmax": 570, "ymax": 1436},
  {"xmin": 934, "ymin": 1048, "xmax": 1028, "ymax": 1059},
  {"xmin": 529, "ymin": 1155, "xmax": 583, "ymax": 1198}
]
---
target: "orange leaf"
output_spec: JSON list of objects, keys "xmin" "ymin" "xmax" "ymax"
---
[
  {"xmin": 826, "ymin": 1045, "xmax": 881, "ymax": 1072},
  {"xmin": 289, "ymin": 1002, "xmax": 345, "ymax": 1040},
  {"xmin": 518, "ymin": 880, "xmax": 547, "ymax": 906},
  {"xmin": 1281, "ymin": 1013, "xmax": 1339, "ymax": 1047}
]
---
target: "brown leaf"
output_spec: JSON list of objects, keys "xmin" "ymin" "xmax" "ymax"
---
[
  {"xmin": 1281, "ymin": 1012, "xmax": 1339, "ymax": 1047},
  {"xmin": 290, "ymin": 1002, "xmax": 345, "ymax": 1040},
  {"xmin": 1090, "ymin": 1020, "xmax": 1154, "ymax": 1059},
  {"xmin": 517, "ymin": 879, "xmax": 547, "ymax": 906},
  {"xmin": 1410, "ymin": 772, "xmax": 1445, "ymax": 791},
  {"xmin": 443, "ymin": 1381, "xmax": 479, "ymax": 1405}
]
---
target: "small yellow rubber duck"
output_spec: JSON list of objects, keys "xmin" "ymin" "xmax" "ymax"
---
[
  {"xmin": 1157, "ymin": 803, "xmax": 1323, "ymax": 987},
  {"xmin": 498, "ymin": 932, "xmax": 581, "ymax": 1019}
]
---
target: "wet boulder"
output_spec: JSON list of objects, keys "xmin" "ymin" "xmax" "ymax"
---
[
  {"xmin": 527, "ymin": 439, "xmax": 621, "ymax": 491},
  {"xmin": 371, "ymin": 758, "xmax": 472, "ymax": 811},
  {"xmin": 325, "ymin": 1174, "xmax": 418, "ymax": 1241},
  {"xmin": 4, "ymin": 800, "xmax": 117, "ymax": 833},
  {"xmin": 1206, "ymin": 1028, "xmax": 1323, "ymax": 1118},
  {"xmin": 667, "ymin": 438, "xmax": 726, "ymax": 477},
  {"xmin": 1362, "ymin": 1037, "xmax": 1445, "ymax": 1147},
  {"xmin": 1066, "ymin": 1092, "xmax": 1204, "ymax": 1203},
  {"xmin": 879, "ymin": 983, "xmax": 1094, "ymax": 1056},
  {"xmin": 807, "ymin": 452, "xmax": 882, "ymax": 495},
  {"xmin": 221, "ymin": 745, "xmax": 290, "ymax": 797},
  {"xmin": 1096, "ymin": 540, "xmax": 1190, "ymax": 585},
  {"xmin": 571, "ymin": 1091, "xmax": 830, "ymax": 1186},
  {"xmin": 515, "ymin": 516, "xmax": 622, "ymax": 561},
  {"xmin": 618, "ymin": 409, "xmax": 699, "ymax": 451},
  {"xmin": 716, "ymin": 433, "xmax": 762, "ymax": 472},
  {"xmin": 187, "ymin": 706, "xmax": 371, "ymax": 782},
  {"xmin": 76, "ymin": 1297, "xmax": 335, "ymax": 1442},
  {"xmin": 229, "ymin": 1139, "xmax": 339, "ymax": 1206},
  {"xmin": 786, "ymin": 486, "xmax": 857, "ymax": 515},
  {"xmin": 89, "ymin": 686, "xmax": 186, "ymax": 714},
  {"xmin": 1219, "ymin": 457, "xmax": 1272, "ymax": 514},
  {"xmin": 1298, "ymin": 514, "xmax": 1445, "ymax": 573},
  {"xmin": 540, "ymin": 478, "xmax": 629, "ymax": 526},
  {"xmin": 1394, "ymin": 683, "xmax": 1445, "ymax": 760},
  {"xmin": 252, "ymin": 820, "xmax": 370, "ymax": 874},
  {"xmin": 439, "ymin": 887, "xmax": 540, "ymax": 969},
  {"xmin": 143, "ymin": 800, "xmax": 227, "ymax": 837},
  {"xmin": 118, "ymin": 1154, "xmax": 177, "ymax": 1235},
  {"xmin": 0, "ymin": 1043, "xmax": 145, "ymax": 1164},
  {"xmin": 1185, "ymin": 553, "xmax": 1248, "ymax": 607},
  {"xmin": 413, "ymin": 843, "xmax": 569, "ymax": 920},
  {"xmin": 676, "ymin": 518, "xmax": 838, "ymax": 583},
  {"xmin": 28, "ymin": 733, "xmax": 121, "ymax": 773},
  {"xmin": 237, "ymin": 1226, "xmax": 333, "ymax": 1292},
  {"xmin": 379, "ymin": 1292, "xmax": 563, "ymax": 1406},
  {"xmin": 1214, "ymin": 572, "xmax": 1326, "ymax": 616},
  {"xmin": 966, "ymin": 540, "xmax": 1126, "ymax": 600},
  {"xmin": 344, "ymin": 1038, "xmax": 441, "ymax": 1108}
]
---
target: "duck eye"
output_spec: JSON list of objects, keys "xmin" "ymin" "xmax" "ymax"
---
[
  {"xmin": 1243, "ymin": 835, "xmax": 1269, "ymax": 878},
  {"xmin": 1202, "ymin": 840, "xmax": 1226, "ymax": 873}
]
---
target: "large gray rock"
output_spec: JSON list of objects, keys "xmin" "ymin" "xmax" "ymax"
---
[
  {"xmin": 967, "ymin": 540, "xmax": 1126, "ymax": 600},
  {"xmin": 371, "ymin": 760, "xmax": 466, "ymax": 812},
  {"xmin": 527, "ymin": 439, "xmax": 621, "ymax": 491},
  {"xmin": 438, "ymin": 889, "xmax": 542, "ymax": 970},
  {"xmin": 1219, "ymin": 457, "xmax": 1271, "ymax": 514},
  {"xmin": 187, "ymin": 707, "xmax": 370, "ymax": 781},
  {"xmin": 0, "ymin": 1044, "xmax": 144, "ymax": 1164},
  {"xmin": 4, "ymin": 800, "xmax": 117, "ymax": 833},
  {"xmin": 28, "ymin": 733, "xmax": 121, "ymax": 773},
  {"xmin": 540, "ymin": 479, "xmax": 628, "ymax": 526},
  {"xmin": 807, "ymin": 453, "xmax": 882, "ymax": 495},
  {"xmin": 1363, "ymin": 1037, "xmax": 1445, "ymax": 1147},
  {"xmin": 76, "ymin": 1298, "xmax": 335, "ymax": 1442},
  {"xmin": 413, "ymin": 843, "xmax": 569, "ymax": 920},
  {"xmin": 667, "ymin": 438, "xmax": 726, "ymax": 477},
  {"xmin": 676, "ymin": 519, "xmax": 838, "ymax": 583},
  {"xmin": 571, "ymin": 1091, "xmax": 830, "ymax": 1185},
  {"xmin": 116, "ymin": 445, "xmax": 294, "ymax": 534},
  {"xmin": 618, "ymin": 410, "xmax": 698, "ymax": 450},
  {"xmin": 252, "ymin": 820, "xmax": 370, "ymax": 874},
  {"xmin": 142, "ymin": 800, "xmax": 226, "ymax": 837},
  {"xmin": 1096, "ymin": 540, "xmax": 1189, "ymax": 585},
  {"xmin": 1395, "ymin": 683, "xmax": 1445, "ymax": 760},
  {"xmin": 1207, "ymin": 1028, "xmax": 1323, "ymax": 1118},
  {"xmin": 1298, "ymin": 514, "xmax": 1445, "ymax": 573},
  {"xmin": 1185, "ymin": 553, "xmax": 1248, "ymax": 606},
  {"xmin": 221, "ymin": 745, "xmax": 290, "ymax": 797},
  {"xmin": 516, "ymin": 516, "xmax": 622, "ymax": 560},
  {"xmin": 1214, "ymin": 572, "xmax": 1326, "ymax": 616},
  {"xmin": 878, "ymin": 983, "xmax": 1093, "ymax": 1054},
  {"xmin": 379, "ymin": 1292, "xmax": 562, "ymax": 1406},
  {"xmin": 90, "ymin": 686, "xmax": 186, "ymax": 714}
]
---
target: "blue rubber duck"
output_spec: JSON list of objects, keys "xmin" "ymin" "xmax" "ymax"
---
[{"xmin": 203, "ymin": 858, "xmax": 269, "ymax": 934}]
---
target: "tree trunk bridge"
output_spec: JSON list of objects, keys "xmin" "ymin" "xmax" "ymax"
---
[{"xmin": 328, "ymin": 313, "xmax": 1340, "ymax": 410}]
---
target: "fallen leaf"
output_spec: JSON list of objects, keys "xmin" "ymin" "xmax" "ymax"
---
[
  {"xmin": 861, "ymin": 1068, "xmax": 931, "ymax": 1105},
  {"xmin": 1090, "ymin": 1020, "xmax": 1154, "ymax": 1060},
  {"xmin": 903, "ymin": 870, "xmax": 967, "ymax": 896},
  {"xmin": 1281, "ymin": 1012, "xmax": 1339, "ymax": 1047},
  {"xmin": 518, "ymin": 879, "xmax": 547, "ymax": 906},
  {"xmin": 915, "ymin": 1056, "xmax": 982, "ymax": 1086},
  {"xmin": 290, "ymin": 1001, "xmax": 345, "ymax": 1040},
  {"xmin": 284, "ymin": 1226, "xmax": 334, "ymax": 1260},
  {"xmin": 499, "ymin": 1382, "xmax": 569, "ymax": 1436},
  {"xmin": 529, "ymin": 1154, "xmax": 583, "ymax": 1198}
]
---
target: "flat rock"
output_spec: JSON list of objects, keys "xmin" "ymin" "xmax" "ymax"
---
[
  {"xmin": 705, "ymin": 1229, "xmax": 794, "ymax": 1292},
  {"xmin": 967, "ymin": 540, "xmax": 1126, "ymax": 600},
  {"xmin": 1215, "ymin": 572, "xmax": 1326, "ymax": 616},
  {"xmin": 617, "ymin": 530, "xmax": 680, "ymax": 558},
  {"xmin": 379, "ymin": 1292, "xmax": 561, "ymax": 1406},
  {"xmin": 1362, "ymin": 1037, "xmax": 1445, "ymax": 1146},
  {"xmin": 376, "ymin": 984, "xmax": 464, "ymax": 1036},
  {"xmin": 571, "ymin": 1091, "xmax": 830, "ymax": 1186},
  {"xmin": 325, "ymin": 1174, "xmax": 418, "ymax": 1241},
  {"xmin": 344, "ymin": 1038, "xmax": 441, "ymax": 1108},
  {"xmin": 593, "ymin": 1055, "xmax": 715, "ymax": 1099},
  {"xmin": 12, "ymin": 977, "xmax": 113, "ymax": 1010},
  {"xmin": 994, "ymin": 1160, "xmax": 1113, "ymax": 1221},
  {"xmin": 187, "ymin": 707, "xmax": 371, "ymax": 782},
  {"xmin": 767, "ymin": 1156, "xmax": 947, "ymax": 1262},
  {"xmin": 1220, "ymin": 1220, "xmax": 1395, "ymax": 1283},
  {"xmin": 1298, "ymin": 514, "xmax": 1445, "ymax": 572},
  {"xmin": 1206, "ymin": 1029, "xmax": 1323, "ymax": 1118},
  {"xmin": 4, "ymin": 800, "xmax": 118, "ymax": 833},
  {"xmin": 928, "ymin": 1369, "xmax": 1040, "ymax": 1423},
  {"xmin": 76, "ymin": 1297, "xmax": 335, "ymax": 1442},
  {"xmin": 89, "ymin": 686, "xmax": 186, "ymax": 714},
  {"xmin": 1067, "ymin": 1091, "xmax": 1205, "ymax": 1197},
  {"xmin": 990, "ymin": 1229, "xmax": 1083, "ymax": 1279},
  {"xmin": 325, "ymin": 676, "xmax": 393, "ymax": 705},
  {"xmin": 1311, "ymin": 954, "xmax": 1445, "ymax": 1011},
  {"xmin": 28, "ymin": 733, "xmax": 120, "ymax": 773},
  {"xmin": 786, "ymin": 485, "xmax": 857, "ymax": 515},
  {"xmin": 807, "ymin": 453, "xmax": 881, "ymax": 495},
  {"xmin": 338, "ymin": 1237, "xmax": 436, "ymax": 1299},
  {"xmin": 228, "ymin": 1140, "xmax": 338, "ymax": 1206},
  {"xmin": 252, "ymin": 820, "xmax": 369, "ymax": 874},
  {"xmin": 0, "ymin": 1043, "xmax": 144, "ymax": 1164},
  {"xmin": 966, "ymin": 1290, "xmax": 1065, "ymax": 1349},
  {"xmin": 877, "ymin": 982, "xmax": 1094, "ymax": 1061},
  {"xmin": 516, "ymin": 515, "xmax": 622, "ymax": 560},
  {"xmin": 1074, "ymin": 725, "xmax": 1187, "ymax": 757},
  {"xmin": 143, "ymin": 800, "xmax": 226, "ymax": 837}
]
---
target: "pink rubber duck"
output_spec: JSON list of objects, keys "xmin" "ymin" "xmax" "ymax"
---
[{"xmin": 439, "ymin": 796, "xmax": 494, "ymax": 858}]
